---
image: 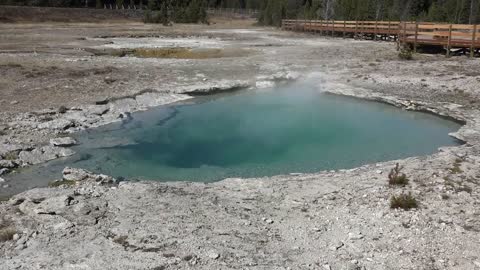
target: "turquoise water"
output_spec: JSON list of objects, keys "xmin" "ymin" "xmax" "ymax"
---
[{"xmin": 2, "ymin": 82, "xmax": 462, "ymax": 195}]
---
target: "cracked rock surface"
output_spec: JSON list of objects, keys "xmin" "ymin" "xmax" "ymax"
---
[{"xmin": 1, "ymin": 21, "xmax": 480, "ymax": 269}]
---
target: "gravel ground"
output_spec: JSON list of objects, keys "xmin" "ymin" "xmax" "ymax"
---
[{"xmin": 1, "ymin": 21, "xmax": 480, "ymax": 270}]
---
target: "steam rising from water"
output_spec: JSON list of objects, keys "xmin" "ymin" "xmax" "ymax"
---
[{"xmin": 2, "ymin": 80, "xmax": 461, "ymax": 195}]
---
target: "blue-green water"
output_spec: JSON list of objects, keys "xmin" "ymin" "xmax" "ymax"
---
[{"xmin": 2, "ymin": 82, "xmax": 462, "ymax": 195}]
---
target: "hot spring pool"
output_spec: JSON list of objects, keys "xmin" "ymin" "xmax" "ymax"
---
[{"xmin": 2, "ymin": 82, "xmax": 463, "ymax": 195}]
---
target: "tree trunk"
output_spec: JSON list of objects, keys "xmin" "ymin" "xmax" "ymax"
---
[
  {"xmin": 401, "ymin": 0, "xmax": 411, "ymax": 21},
  {"xmin": 470, "ymin": 0, "xmax": 477, "ymax": 24},
  {"xmin": 375, "ymin": 0, "xmax": 385, "ymax": 21}
]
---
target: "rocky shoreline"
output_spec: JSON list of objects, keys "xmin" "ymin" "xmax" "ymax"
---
[{"xmin": 1, "ymin": 23, "xmax": 480, "ymax": 269}]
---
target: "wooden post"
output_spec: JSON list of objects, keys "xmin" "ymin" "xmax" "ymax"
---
[
  {"xmin": 343, "ymin": 20, "xmax": 346, "ymax": 38},
  {"xmin": 354, "ymin": 20, "xmax": 358, "ymax": 39},
  {"xmin": 360, "ymin": 21, "xmax": 364, "ymax": 39},
  {"xmin": 402, "ymin": 22, "xmax": 407, "ymax": 47},
  {"xmin": 331, "ymin": 20, "xmax": 334, "ymax": 37},
  {"xmin": 446, "ymin": 24, "xmax": 452, "ymax": 58},
  {"xmin": 414, "ymin": 22, "xmax": 419, "ymax": 53},
  {"xmin": 358, "ymin": 21, "xmax": 361, "ymax": 38},
  {"xmin": 471, "ymin": 24, "xmax": 477, "ymax": 58},
  {"xmin": 397, "ymin": 22, "xmax": 402, "ymax": 50},
  {"xmin": 374, "ymin": 20, "xmax": 378, "ymax": 40},
  {"xmin": 387, "ymin": 21, "xmax": 391, "ymax": 41}
]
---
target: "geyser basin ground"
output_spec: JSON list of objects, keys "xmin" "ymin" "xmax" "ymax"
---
[{"xmin": 3, "ymin": 82, "xmax": 462, "ymax": 194}]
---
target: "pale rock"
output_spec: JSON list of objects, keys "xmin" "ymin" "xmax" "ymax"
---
[
  {"xmin": 62, "ymin": 167, "xmax": 91, "ymax": 181},
  {"xmin": 135, "ymin": 92, "xmax": 166, "ymax": 108},
  {"xmin": 14, "ymin": 244, "xmax": 26, "ymax": 250},
  {"xmin": 207, "ymin": 251, "xmax": 220, "ymax": 260},
  {"xmin": 63, "ymin": 111, "xmax": 88, "ymax": 123},
  {"xmin": 84, "ymin": 104, "xmax": 109, "ymax": 116},
  {"xmin": 0, "ymin": 168, "xmax": 8, "ymax": 175},
  {"xmin": 255, "ymin": 80, "xmax": 275, "ymax": 88},
  {"xmin": 12, "ymin": 234, "xmax": 20, "ymax": 241},
  {"xmin": 53, "ymin": 221, "xmax": 74, "ymax": 231},
  {"xmin": 109, "ymin": 98, "xmax": 137, "ymax": 113},
  {"xmin": 50, "ymin": 137, "xmax": 77, "ymax": 147},
  {"xmin": 348, "ymin": 233, "xmax": 363, "ymax": 240},
  {"xmin": 0, "ymin": 160, "xmax": 17, "ymax": 169},
  {"xmin": 19, "ymin": 146, "xmax": 75, "ymax": 165},
  {"xmin": 38, "ymin": 119, "xmax": 73, "ymax": 130},
  {"xmin": 0, "ymin": 143, "xmax": 24, "ymax": 157},
  {"xmin": 330, "ymin": 241, "xmax": 344, "ymax": 250},
  {"xmin": 62, "ymin": 167, "xmax": 116, "ymax": 184}
]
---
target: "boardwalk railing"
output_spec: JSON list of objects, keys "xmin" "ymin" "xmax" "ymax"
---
[
  {"xmin": 282, "ymin": 19, "xmax": 480, "ymax": 57},
  {"xmin": 283, "ymin": 19, "xmax": 400, "ymax": 39},
  {"xmin": 399, "ymin": 22, "xmax": 480, "ymax": 57}
]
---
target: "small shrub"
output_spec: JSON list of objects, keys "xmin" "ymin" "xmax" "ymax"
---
[
  {"xmin": 144, "ymin": 10, "xmax": 170, "ymax": 25},
  {"xmin": 113, "ymin": 235, "xmax": 128, "ymax": 246},
  {"xmin": 456, "ymin": 185, "xmax": 472, "ymax": 194},
  {"xmin": 450, "ymin": 158, "xmax": 463, "ymax": 174},
  {"xmin": 388, "ymin": 163, "xmax": 409, "ymax": 186},
  {"xmin": 398, "ymin": 45, "xmax": 413, "ymax": 60},
  {"xmin": 3, "ymin": 151, "xmax": 18, "ymax": 160},
  {"xmin": 58, "ymin": 106, "xmax": 68, "ymax": 114},
  {"xmin": 390, "ymin": 193, "xmax": 418, "ymax": 210},
  {"xmin": 0, "ymin": 219, "xmax": 16, "ymax": 243}
]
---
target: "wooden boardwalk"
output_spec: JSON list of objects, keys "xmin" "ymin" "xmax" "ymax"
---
[{"xmin": 282, "ymin": 19, "xmax": 480, "ymax": 57}]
